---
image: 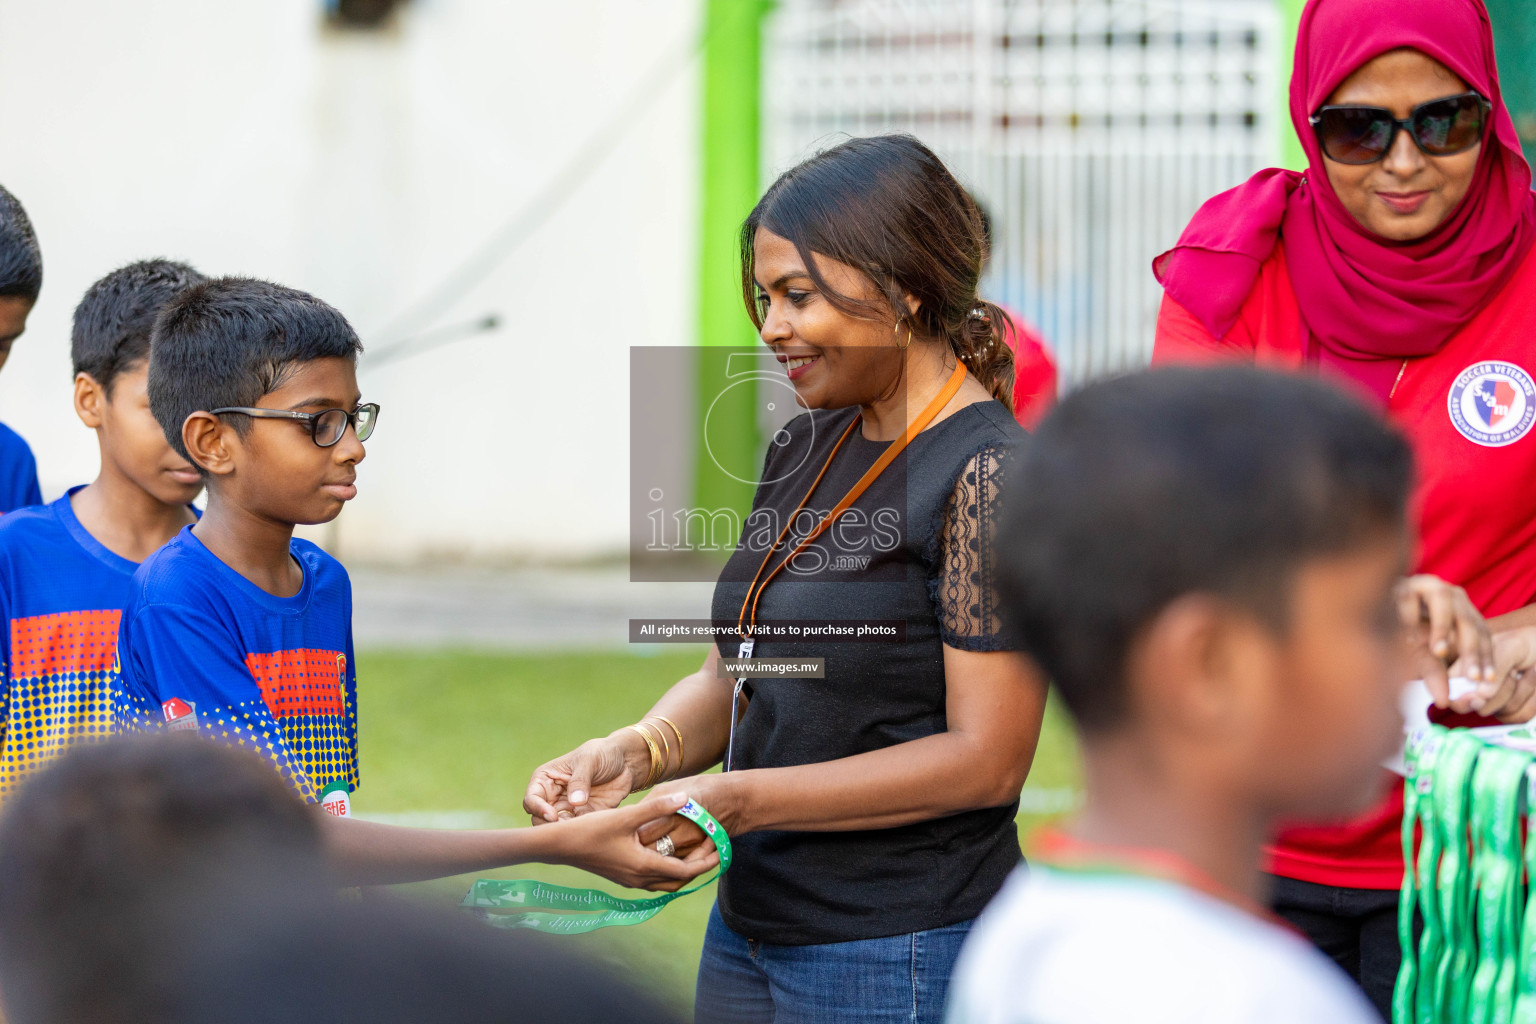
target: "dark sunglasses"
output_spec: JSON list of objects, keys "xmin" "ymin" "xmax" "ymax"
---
[
  {"xmin": 1310, "ymin": 92, "xmax": 1491, "ymax": 165},
  {"xmin": 210, "ymin": 403, "xmax": 380, "ymax": 447}
]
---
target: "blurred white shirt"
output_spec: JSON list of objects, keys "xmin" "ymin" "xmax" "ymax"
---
[{"xmin": 947, "ymin": 863, "xmax": 1379, "ymax": 1024}]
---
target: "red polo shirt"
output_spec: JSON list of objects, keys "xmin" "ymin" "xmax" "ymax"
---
[{"xmin": 1154, "ymin": 242, "xmax": 1536, "ymax": 890}]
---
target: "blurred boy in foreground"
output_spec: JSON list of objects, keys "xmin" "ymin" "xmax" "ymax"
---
[
  {"xmin": 0, "ymin": 737, "xmax": 683, "ymax": 1024},
  {"xmin": 949, "ymin": 367, "xmax": 1405, "ymax": 1023}
]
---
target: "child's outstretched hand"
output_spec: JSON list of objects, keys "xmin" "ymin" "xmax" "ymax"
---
[
  {"xmin": 1398, "ymin": 574, "xmax": 1495, "ymax": 709},
  {"xmin": 551, "ymin": 791, "xmax": 719, "ymax": 892}
]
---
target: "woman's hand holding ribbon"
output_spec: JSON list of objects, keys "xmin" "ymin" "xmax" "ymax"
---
[
  {"xmin": 538, "ymin": 791, "xmax": 720, "ymax": 891},
  {"xmin": 1464, "ymin": 627, "xmax": 1536, "ymax": 723},
  {"xmin": 638, "ymin": 773, "xmax": 744, "ymax": 859}
]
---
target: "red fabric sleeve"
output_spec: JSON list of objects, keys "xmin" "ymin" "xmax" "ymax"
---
[{"xmin": 1152, "ymin": 293, "xmax": 1258, "ymax": 365}]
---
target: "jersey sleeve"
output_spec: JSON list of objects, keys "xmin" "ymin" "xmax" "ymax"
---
[
  {"xmin": 125, "ymin": 602, "xmax": 325, "ymax": 802},
  {"xmin": 0, "ymin": 441, "xmax": 41, "ymax": 514},
  {"xmin": 931, "ymin": 445, "xmax": 1021, "ymax": 652},
  {"xmin": 1151, "ymin": 293, "xmax": 1258, "ymax": 365}
]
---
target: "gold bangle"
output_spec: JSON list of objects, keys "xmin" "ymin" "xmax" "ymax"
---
[
  {"xmin": 649, "ymin": 715, "xmax": 684, "ymax": 779},
  {"xmin": 637, "ymin": 721, "xmax": 669, "ymax": 789},
  {"xmin": 642, "ymin": 718, "xmax": 677, "ymax": 783},
  {"xmin": 633, "ymin": 724, "xmax": 663, "ymax": 790},
  {"xmin": 637, "ymin": 720, "xmax": 671, "ymax": 785},
  {"xmin": 624, "ymin": 724, "xmax": 662, "ymax": 791}
]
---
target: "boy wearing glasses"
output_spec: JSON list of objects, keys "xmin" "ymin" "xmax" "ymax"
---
[
  {"xmin": 116, "ymin": 277, "xmax": 713, "ymax": 889},
  {"xmin": 0, "ymin": 260, "xmax": 205, "ymax": 801}
]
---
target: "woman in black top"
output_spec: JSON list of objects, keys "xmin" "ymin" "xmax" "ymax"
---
[{"xmin": 524, "ymin": 135, "xmax": 1047, "ymax": 1024}]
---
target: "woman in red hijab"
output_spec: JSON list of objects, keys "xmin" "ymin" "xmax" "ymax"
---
[{"xmin": 1153, "ymin": 0, "xmax": 1536, "ymax": 1014}]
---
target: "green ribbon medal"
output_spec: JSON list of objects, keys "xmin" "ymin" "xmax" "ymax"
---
[
  {"xmin": 1513, "ymin": 767, "xmax": 1536, "ymax": 1024},
  {"xmin": 461, "ymin": 798, "xmax": 731, "ymax": 935},
  {"xmin": 1393, "ymin": 725, "xmax": 1437, "ymax": 1024},
  {"xmin": 1469, "ymin": 745, "xmax": 1532, "ymax": 1023},
  {"xmin": 1430, "ymin": 731, "xmax": 1480, "ymax": 1022},
  {"xmin": 1397, "ymin": 724, "xmax": 1536, "ymax": 1024}
]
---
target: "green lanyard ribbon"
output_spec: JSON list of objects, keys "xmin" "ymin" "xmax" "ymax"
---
[
  {"xmin": 1469, "ymin": 745, "xmax": 1532, "ymax": 1023},
  {"xmin": 460, "ymin": 798, "xmax": 732, "ymax": 935},
  {"xmin": 1430, "ymin": 731, "xmax": 1480, "ymax": 1023},
  {"xmin": 1512, "ymin": 764, "xmax": 1536, "ymax": 1024},
  {"xmin": 1393, "ymin": 725, "xmax": 1437, "ymax": 1024},
  {"xmin": 1397, "ymin": 725, "xmax": 1536, "ymax": 1024}
]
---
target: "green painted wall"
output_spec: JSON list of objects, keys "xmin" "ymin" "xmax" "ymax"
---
[
  {"xmin": 1278, "ymin": 0, "xmax": 1308, "ymax": 169},
  {"xmin": 693, "ymin": 0, "xmax": 771, "ymax": 519},
  {"xmin": 1486, "ymin": 0, "xmax": 1536, "ymax": 164}
]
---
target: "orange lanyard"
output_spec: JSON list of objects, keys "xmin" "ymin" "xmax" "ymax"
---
[{"xmin": 734, "ymin": 360, "xmax": 969, "ymax": 650}]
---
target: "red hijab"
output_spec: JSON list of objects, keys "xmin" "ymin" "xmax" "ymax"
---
[{"xmin": 1153, "ymin": 0, "xmax": 1536, "ymax": 400}]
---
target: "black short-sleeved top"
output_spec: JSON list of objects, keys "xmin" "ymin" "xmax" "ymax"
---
[{"xmin": 710, "ymin": 398, "xmax": 1027, "ymax": 945}]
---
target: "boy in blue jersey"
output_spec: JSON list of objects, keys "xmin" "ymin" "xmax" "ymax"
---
[
  {"xmin": 0, "ymin": 185, "xmax": 46, "ymax": 512},
  {"xmin": 0, "ymin": 260, "xmax": 206, "ymax": 800},
  {"xmin": 121, "ymin": 277, "xmax": 711, "ymax": 887}
]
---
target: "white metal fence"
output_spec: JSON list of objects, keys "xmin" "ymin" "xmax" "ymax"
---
[{"xmin": 763, "ymin": 0, "xmax": 1281, "ymax": 386}]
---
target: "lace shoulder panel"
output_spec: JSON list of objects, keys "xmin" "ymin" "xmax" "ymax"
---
[{"xmin": 929, "ymin": 443, "xmax": 1020, "ymax": 652}]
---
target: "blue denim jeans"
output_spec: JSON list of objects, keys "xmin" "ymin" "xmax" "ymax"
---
[{"xmin": 693, "ymin": 901, "xmax": 974, "ymax": 1024}]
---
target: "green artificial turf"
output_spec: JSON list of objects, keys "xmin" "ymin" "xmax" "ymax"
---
[{"xmin": 350, "ymin": 647, "xmax": 1079, "ymax": 1016}]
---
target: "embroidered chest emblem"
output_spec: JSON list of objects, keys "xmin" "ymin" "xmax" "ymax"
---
[{"xmin": 1448, "ymin": 361, "xmax": 1536, "ymax": 447}]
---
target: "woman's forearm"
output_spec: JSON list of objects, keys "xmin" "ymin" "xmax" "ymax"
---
[
  {"xmin": 524, "ymin": 649, "xmax": 740, "ymax": 821},
  {"xmin": 663, "ymin": 647, "xmax": 1049, "ymax": 836},
  {"xmin": 680, "ymin": 727, "xmax": 1039, "ymax": 835},
  {"xmin": 636, "ymin": 647, "xmax": 738, "ymax": 778}
]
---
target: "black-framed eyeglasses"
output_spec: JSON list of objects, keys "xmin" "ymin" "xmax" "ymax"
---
[
  {"xmin": 210, "ymin": 403, "xmax": 380, "ymax": 447},
  {"xmin": 1310, "ymin": 92, "xmax": 1491, "ymax": 165}
]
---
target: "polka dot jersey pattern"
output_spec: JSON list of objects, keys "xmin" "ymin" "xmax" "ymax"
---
[{"xmin": 0, "ymin": 609, "xmax": 122, "ymax": 797}]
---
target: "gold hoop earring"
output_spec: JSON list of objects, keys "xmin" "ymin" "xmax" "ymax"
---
[{"xmin": 894, "ymin": 318, "xmax": 914, "ymax": 351}]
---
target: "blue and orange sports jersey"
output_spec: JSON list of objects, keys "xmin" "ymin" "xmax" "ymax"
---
[
  {"xmin": 0, "ymin": 487, "xmax": 139, "ymax": 798},
  {"xmin": 0, "ymin": 421, "xmax": 42, "ymax": 515},
  {"xmin": 116, "ymin": 527, "xmax": 358, "ymax": 803}
]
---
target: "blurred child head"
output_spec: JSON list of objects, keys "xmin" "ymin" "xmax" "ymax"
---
[
  {"xmin": 176, "ymin": 899, "xmax": 682, "ymax": 1024},
  {"xmin": 0, "ymin": 735, "xmax": 329, "ymax": 1024},
  {"xmin": 0, "ymin": 184, "xmax": 42, "ymax": 370},
  {"xmin": 996, "ymin": 366, "xmax": 1413, "ymax": 821},
  {"xmin": 72, "ymin": 259, "xmax": 207, "ymax": 506},
  {"xmin": 148, "ymin": 277, "xmax": 370, "ymax": 526}
]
